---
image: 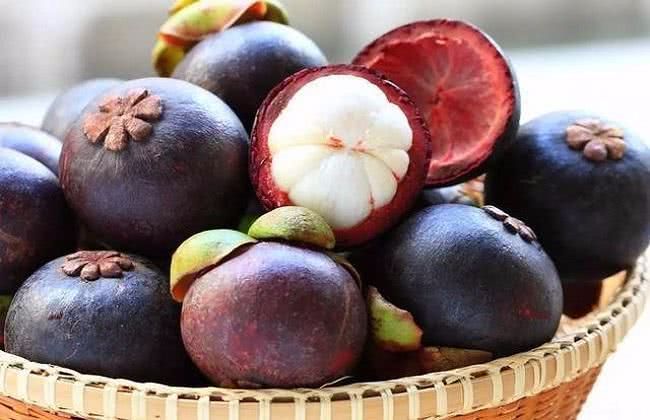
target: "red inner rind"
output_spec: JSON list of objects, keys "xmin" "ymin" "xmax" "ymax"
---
[
  {"xmin": 250, "ymin": 65, "xmax": 432, "ymax": 247},
  {"xmin": 354, "ymin": 20, "xmax": 516, "ymax": 186}
]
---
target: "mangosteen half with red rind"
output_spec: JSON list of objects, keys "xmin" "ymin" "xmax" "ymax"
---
[
  {"xmin": 0, "ymin": 148, "xmax": 75, "ymax": 294},
  {"xmin": 173, "ymin": 21, "xmax": 328, "ymax": 131},
  {"xmin": 60, "ymin": 77, "xmax": 250, "ymax": 258},
  {"xmin": 171, "ymin": 207, "xmax": 367, "ymax": 388},
  {"xmin": 0, "ymin": 123, "xmax": 62, "ymax": 175},
  {"xmin": 353, "ymin": 19, "xmax": 520, "ymax": 187},
  {"xmin": 350, "ymin": 204, "xmax": 562, "ymax": 358},
  {"xmin": 485, "ymin": 111, "xmax": 650, "ymax": 284},
  {"xmin": 42, "ymin": 78, "xmax": 122, "ymax": 141},
  {"xmin": 4, "ymin": 251, "xmax": 202, "ymax": 385},
  {"xmin": 250, "ymin": 65, "xmax": 432, "ymax": 247}
]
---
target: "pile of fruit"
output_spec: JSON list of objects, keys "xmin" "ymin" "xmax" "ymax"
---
[{"xmin": 1, "ymin": 0, "xmax": 649, "ymax": 389}]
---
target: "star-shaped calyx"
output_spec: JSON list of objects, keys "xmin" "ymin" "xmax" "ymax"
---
[
  {"xmin": 483, "ymin": 206, "xmax": 537, "ymax": 243},
  {"xmin": 565, "ymin": 119, "xmax": 625, "ymax": 162},
  {"xmin": 62, "ymin": 251, "xmax": 135, "ymax": 281},
  {"xmin": 83, "ymin": 88, "xmax": 163, "ymax": 151}
]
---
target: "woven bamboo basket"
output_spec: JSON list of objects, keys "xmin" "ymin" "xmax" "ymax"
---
[{"xmin": 0, "ymin": 250, "xmax": 646, "ymax": 420}]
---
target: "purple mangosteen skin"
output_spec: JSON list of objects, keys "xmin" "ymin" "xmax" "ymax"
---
[
  {"xmin": 42, "ymin": 78, "xmax": 122, "ymax": 142},
  {"xmin": 173, "ymin": 21, "xmax": 328, "ymax": 131},
  {"xmin": 60, "ymin": 77, "xmax": 250, "ymax": 258},
  {"xmin": 5, "ymin": 254, "xmax": 201, "ymax": 385},
  {"xmin": 0, "ymin": 123, "xmax": 62, "ymax": 176},
  {"xmin": 0, "ymin": 148, "xmax": 75, "ymax": 294},
  {"xmin": 181, "ymin": 241, "xmax": 367, "ymax": 388},
  {"xmin": 351, "ymin": 204, "xmax": 563, "ymax": 356},
  {"xmin": 485, "ymin": 111, "xmax": 650, "ymax": 283}
]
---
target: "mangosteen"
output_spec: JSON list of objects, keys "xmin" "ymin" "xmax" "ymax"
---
[
  {"xmin": 353, "ymin": 19, "xmax": 520, "ymax": 187},
  {"xmin": 0, "ymin": 123, "xmax": 62, "ymax": 175},
  {"xmin": 0, "ymin": 148, "xmax": 75, "ymax": 294},
  {"xmin": 5, "ymin": 251, "xmax": 201, "ymax": 385},
  {"xmin": 173, "ymin": 21, "xmax": 328, "ymax": 130},
  {"xmin": 60, "ymin": 77, "xmax": 250, "ymax": 257},
  {"xmin": 152, "ymin": 0, "xmax": 290, "ymax": 79},
  {"xmin": 42, "ymin": 78, "xmax": 122, "ymax": 141},
  {"xmin": 351, "ymin": 204, "xmax": 562, "ymax": 358},
  {"xmin": 250, "ymin": 65, "xmax": 432, "ymax": 246},
  {"xmin": 485, "ymin": 112, "xmax": 650, "ymax": 283},
  {"xmin": 171, "ymin": 207, "xmax": 367, "ymax": 388}
]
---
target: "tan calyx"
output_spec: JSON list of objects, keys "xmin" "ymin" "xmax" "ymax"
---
[
  {"xmin": 83, "ymin": 88, "xmax": 163, "ymax": 151},
  {"xmin": 61, "ymin": 251, "xmax": 135, "ymax": 281},
  {"xmin": 565, "ymin": 119, "xmax": 625, "ymax": 162}
]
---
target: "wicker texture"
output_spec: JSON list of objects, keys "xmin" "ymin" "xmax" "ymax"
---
[{"xmin": 0, "ymin": 251, "xmax": 646, "ymax": 420}]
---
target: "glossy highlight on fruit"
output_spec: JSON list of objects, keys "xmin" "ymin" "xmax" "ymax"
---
[
  {"xmin": 0, "ymin": 148, "xmax": 75, "ymax": 294},
  {"xmin": 42, "ymin": 78, "xmax": 122, "ymax": 141},
  {"xmin": 251, "ymin": 65, "xmax": 432, "ymax": 246},
  {"xmin": 60, "ymin": 77, "xmax": 250, "ymax": 257},
  {"xmin": 0, "ymin": 123, "xmax": 62, "ymax": 175},
  {"xmin": 5, "ymin": 252, "xmax": 201, "ymax": 385},
  {"xmin": 354, "ymin": 19, "xmax": 520, "ymax": 187},
  {"xmin": 173, "ymin": 21, "xmax": 327, "ymax": 130},
  {"xmin": 351, "ymin": 204, "xmax": 562, "ymax": 356},
  {"xmin": 485, "ymin": 111, "xmax": 650, "ymax": 283},
  {"xmin": 172, "ymin": 211, "xmax": 367, "ymax": 388}
]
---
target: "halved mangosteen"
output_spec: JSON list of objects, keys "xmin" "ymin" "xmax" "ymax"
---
[
  {"xmin": 250, "ymin": 65, "xmax": 432, "ymax": 247},
  {"xmin": 353, "ymin": 19, "xmax": 520, "ymax": 187}
]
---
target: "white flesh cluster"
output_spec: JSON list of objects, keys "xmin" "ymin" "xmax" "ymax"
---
[{"xmin": 268, "ymin": 75, "xmax": 413, "ymax": 229}]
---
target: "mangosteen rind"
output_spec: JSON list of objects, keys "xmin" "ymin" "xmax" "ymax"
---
[
  {"xmin": 350, "ymin": 204, "xmax": 563, "ymax": 356},
  {"xmin": 5, "ymin": 253, "xmax": 200, "ymax": 385}
]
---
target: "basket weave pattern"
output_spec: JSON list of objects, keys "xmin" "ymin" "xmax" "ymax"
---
[{"xmin": 0, "ymin": 251, "xmax": 646, "ymax": 420}]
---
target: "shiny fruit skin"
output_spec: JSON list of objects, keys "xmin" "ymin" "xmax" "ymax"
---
[
  {"xmin": 351, "ymin": 204, "xmax": 562, "ymax": 356},
  {"xmin": 485, "ymin": 111, "xmax": 650, "ymax": 283},
  {"xmin": 5, "ymin": 255, "xmax": 200, "ymax": 385},
  {"xmin": 0, "ymin": 148, "xmax": 74, "ymax": 294},
  {"xmin": 181, "ymin": 242, "xmax": 367, "ymax": 388},
  {"xmin": 60, "ymin": 77, "xmax": 250, "ymax": 257},
  {"xmin": 42, "ymin": 78, "xmax": 122, "ymax": 141},
  {"xmin": 173, "ymin": 21, "xmax": 327, "ymax": 131}
]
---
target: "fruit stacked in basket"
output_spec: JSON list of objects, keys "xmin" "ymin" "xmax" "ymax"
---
[{"xmin": 0, "ymin": 1, "xmax": 648, "ymax": 419}]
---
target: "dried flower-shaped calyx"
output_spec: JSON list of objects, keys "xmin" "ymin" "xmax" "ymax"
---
[
  {"xmin": 83, "ymin": 89, "xmax": 163, "ymax": 152},
  {"xmin": 483, "ymin": 205, "xmax": 537, "ymax": 243},
  {"xmin": 565, "ymin": 119, "xmax": 625, "ymax": 162},
  {"xmin": 62, "ymin": 251, "xmax": 135, "ymax": 281}
]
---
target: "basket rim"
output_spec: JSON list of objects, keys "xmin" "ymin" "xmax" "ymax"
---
[{"xmin": 0, "ymin": 250, "xmax": 647, "ymax": 419}]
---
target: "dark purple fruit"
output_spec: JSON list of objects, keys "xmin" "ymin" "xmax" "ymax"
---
[
  {"xmin": 5, "ymin": 251, "xmax": 200, "ymax": 385},
  {"xmin": 173, "ymin": 21, "xmax": 327, "ymax": 131},
  {"xmin": 0, "ymin": 148, "xmax": 75, "ymax": 294},
  {"xmin": 351, "ymin": 204, "xmax": 562, "ymax": 356},
  {"xmin": 172, "ymin": 208, "xmax": 367, "ymax": 388},
  {"xmin": 42, "ymin": 78, "xmax": 122, "ymax": 141},
  {"xmin": 485, "ymin": 112, "xmax": 650, "ymax": 283},
  {"xmin": 0, "ymin": 123, "xmax": 62, "ymax": 175},
  {"xmin": 60, "ymin": 77, "xmax": 249, "ymax": 257}
]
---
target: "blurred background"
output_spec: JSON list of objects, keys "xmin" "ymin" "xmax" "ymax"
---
[
  {"xmin": 1, "ymin": 0, "xmax": 650, "ymax": 96},
  {"xmin": 0, "ymin": 1, "xmax": 649, "ymax": 418},
  {"xmin": 2, "ymin": 0, "xmax": 650, "ymax": 129}
]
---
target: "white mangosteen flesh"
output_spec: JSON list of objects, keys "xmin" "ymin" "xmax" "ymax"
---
[{"xmin": 268, "ymin": 75, "xmax": 413, "ymax": 230}]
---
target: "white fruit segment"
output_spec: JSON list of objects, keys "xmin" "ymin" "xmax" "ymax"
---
[{"xmin": 268, "ymin": 75, "xmax": 413, "ymax": 229}]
